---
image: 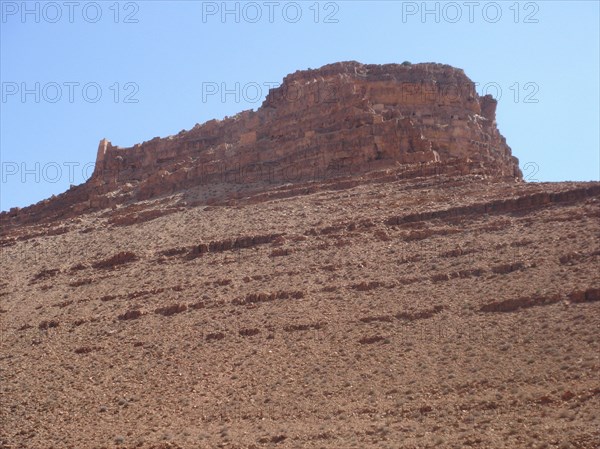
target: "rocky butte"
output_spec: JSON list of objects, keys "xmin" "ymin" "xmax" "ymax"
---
[
  {"xmin": 1, "ymin": 63, "xmax": 599, "ymax": 448},
  {"xmin": 2, "ymin": 61, "xmax": 522, "ymax": 226}
]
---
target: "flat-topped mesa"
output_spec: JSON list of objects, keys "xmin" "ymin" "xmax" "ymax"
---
[
  {"xmin": 91, "ymin": 61, "xmax": 521, "ymax": 193},
  {"xmin": 3, "ymin": 61, "xmax": 522, "ymax": 225}
]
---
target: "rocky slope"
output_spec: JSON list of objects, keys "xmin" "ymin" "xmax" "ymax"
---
[{"xmin": 1, "ymin": 62, "xmax": 598, "ymax": 449}]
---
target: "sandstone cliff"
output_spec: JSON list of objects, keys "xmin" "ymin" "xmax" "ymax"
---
[
  {"xmin": 3, "ymin": 64, "xmax": 600, "ymax": 449},
  {"xmin": 2, "ymin": 61, "xmax": 522, "ymax": 226}
]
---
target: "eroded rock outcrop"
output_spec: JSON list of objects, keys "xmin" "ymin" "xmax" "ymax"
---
[{"xmin": 1, "ymin": 61, "xmax": 522, "ymax": 227}]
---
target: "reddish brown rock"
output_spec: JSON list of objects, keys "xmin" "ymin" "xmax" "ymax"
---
[
  {"xmin": 1, "ymin": 61, "xmax": 522, "ymax": 228},
  {"xmin": 1, "ymin": 158, "xmax": 599, "ymax": 448}
]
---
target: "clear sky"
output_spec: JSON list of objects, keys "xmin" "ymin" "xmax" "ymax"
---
[{"xmin": 1, "ymin": 0, "xmax": 599, "ymax": 211}]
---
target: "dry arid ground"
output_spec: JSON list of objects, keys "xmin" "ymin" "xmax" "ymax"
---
[
  {"xmin": 1, "ymin": 173, "xmax": 599, "ymax": 449},
  {"xmin": 1, "ymin": 62, "xmax": 599, "ymax": 449}
]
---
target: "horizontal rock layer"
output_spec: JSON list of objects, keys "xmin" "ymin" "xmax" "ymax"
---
[{"xmin": 2, "ymin": 61, "xmax": 522, "ymax": 227}]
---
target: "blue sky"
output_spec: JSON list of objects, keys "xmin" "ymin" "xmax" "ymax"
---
[{"xmin": 1, "ymin": 0, "xmax": 599, "ymax": 211}]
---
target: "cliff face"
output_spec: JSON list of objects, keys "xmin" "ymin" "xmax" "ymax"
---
[
  {"xmin": 2, "ymin": 63, "xmax": 600, "ymax": 449},
  {"xmin": 2, "ymin": 61, "xmax": 522, "ymax": 225}
]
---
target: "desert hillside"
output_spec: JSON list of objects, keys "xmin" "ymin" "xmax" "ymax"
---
[{"xmin": 1, "ymin": 62, "xmax": 598, "ymax": 449}]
